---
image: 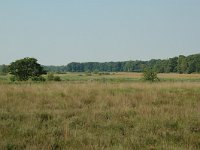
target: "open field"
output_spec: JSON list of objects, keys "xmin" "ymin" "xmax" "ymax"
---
[
  {"xmin": 59, "ymin": 72, "xmax": 200, "ymax": 82},
  {"xmin": 0, "ymin": 73, "xmax": 200, "ymax": 149}
]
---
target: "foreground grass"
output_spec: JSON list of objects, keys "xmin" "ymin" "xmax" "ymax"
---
[{"xmin": 0, "ymin": 81, "xmax": 200, "ymax": 149}]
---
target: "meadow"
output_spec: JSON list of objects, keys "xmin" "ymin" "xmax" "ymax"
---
[{"xmin": 0, "ymin": 73, "xmax": 200, "ymax": 149}]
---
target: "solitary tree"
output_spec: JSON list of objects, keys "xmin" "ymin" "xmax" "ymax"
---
[
  {"xmin": 9, "ymin": 57, "xmax": 46, "ymax": 81},
  {"xmin": 143, "ymin": 68, "xmax": 160, "ymax": 82}
]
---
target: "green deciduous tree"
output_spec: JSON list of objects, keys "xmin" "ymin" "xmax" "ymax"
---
[
  {"xmin": 166, "ymin": 57, "xmax": 178, "ymax": 73},
  {"xmin": 0, "ymin": 64, "xmax": 9, "ymax": 75},
  {"xmin": 177, "ymin": 55, "xmax": 187, "ymax": 74},
  {"xmin": 9, "ymin": 57, "xmax": 46, "ymax": 81},
  {"xmin": 43, "ymin": 53, "xmax": 200, "ymax": 74}
]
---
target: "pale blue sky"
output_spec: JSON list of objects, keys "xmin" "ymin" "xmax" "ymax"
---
[{"xmin": 0, "ymin": 0, "xmax": 200, "ymax": 65}]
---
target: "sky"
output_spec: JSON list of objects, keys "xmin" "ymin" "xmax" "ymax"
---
[{"xmin": 0, "ymin": 0, "xmax": 200, "ymax": 65}]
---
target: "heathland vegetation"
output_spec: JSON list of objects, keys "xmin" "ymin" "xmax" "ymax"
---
[
  {"xmin": 0, "ymin": 55, "xmax": 200, "ymax": 149},
  {"xmin": 0, "ymin": 73, "xmax": 200, "ymax": 149}
]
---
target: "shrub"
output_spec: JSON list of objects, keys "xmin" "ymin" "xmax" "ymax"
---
[
  {"xmin": 143, "ymin": 68, "xmax": 160, "ymax": 82},
  {"xmin": 47, "ymin": 73, "xmax": 55, "ymax": 81},
  {"xmin": 53, "ymin": 76, "xmax": 61, "ymax": 81},
  {"xmin": 10, "ymin": 75, "xmax": 16, "ymax": 82},
  {"xmin": 31, "ymin": 76, "xmax": 46, "ymax": 82},
  {"xmin": 47, "ymin": 73, "xmax": 61, "ymax": 81}
]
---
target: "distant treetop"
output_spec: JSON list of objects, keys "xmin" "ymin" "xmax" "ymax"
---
[{"xmin": 44, "ymin": 53, "xmax": 200, "ymax": 74}]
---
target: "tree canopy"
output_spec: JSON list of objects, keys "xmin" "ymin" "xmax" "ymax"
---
[
  {"xmin": 3, "ymin": 54, "xmax": 200, "ymax": 76},
  {"xmin": 0, "ymin": 64, "xmax": 9, "ymax": 75},
  {"xmin": 9, "ymin": 57, "xmax": 46, "ymax": 81},
  {"xmin": 43, "ymin": 53, "xmax": 200, "ymax": 74}
]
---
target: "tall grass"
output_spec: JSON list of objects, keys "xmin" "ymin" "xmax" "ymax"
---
[{"xmin": 0, "ymin": 81, "xmax": 200, "ymax": 149}]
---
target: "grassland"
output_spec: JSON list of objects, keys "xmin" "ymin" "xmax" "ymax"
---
[{"xmin": 0, "ymin": 73, "xmax": 200, "ymax": 149}]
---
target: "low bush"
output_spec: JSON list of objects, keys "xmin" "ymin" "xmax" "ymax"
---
[
  {"xmin": 31, "ymin": 76, "xmax": 46, "ymax": 82},
  {"xmin": 10, "ymin": 75, "xmax": 16, "ymax": 82},
  {"xmin": 47, "ymin": 73, "xmax": 61, "ymax": 81},
  {"xmin": 143, "ymin": 68, "xmax": 160, "ymax": 82},
  {"xmin": 53, "ymin": 76, "xmax": 61, "ymax": 81}
]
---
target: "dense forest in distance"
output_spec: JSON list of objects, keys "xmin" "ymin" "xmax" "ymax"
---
[
  {"xmin": 1, "ymin": 53, "xmax": 200, "ymax": 74},
  {"xmin": 43, "ymin": 53, "xmax": 200, "ymax": 74}
]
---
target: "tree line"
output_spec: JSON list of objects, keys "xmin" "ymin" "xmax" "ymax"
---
[
  {"xmin": 44, "ymin": 53, "xmax": 200, "ymax": 74},
  {"xmin": 0, "ymin": 53, "xmax": 200, "ymax": 74}
]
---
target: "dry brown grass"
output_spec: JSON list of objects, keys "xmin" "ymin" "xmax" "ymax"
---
[
  {"xmin": 0, "ymin": 80, "xmax": 200, "ymax": 149},
  {"xmin": 158, "ymin": 73, "xmax": 200, "ymax": 79},
  {"xmin": 109, "ymin": 72, "xmax": 200, "ymax": 79},
  {"xmin": 1, "ymin": 72, "xmax": 200, "ymax": 149}
]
